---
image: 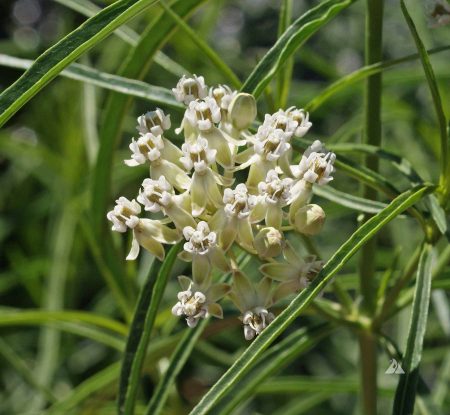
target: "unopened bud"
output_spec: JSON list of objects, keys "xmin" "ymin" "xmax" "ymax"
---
[
  {"xmin": 228, "ymin": 93, "xmax": 257, "ymax": 130},
  {"xmin": 254, "ymin": 227, "xmax": 283, "ymax": 258},
  {"xmin": 293, "ymin": 204, "xmax": 325, "ymax": 235}
]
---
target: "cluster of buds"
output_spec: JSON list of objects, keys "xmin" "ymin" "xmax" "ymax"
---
[{"xmin": 107, "ymin": 75, "xmax": 336, "ymax": 340}]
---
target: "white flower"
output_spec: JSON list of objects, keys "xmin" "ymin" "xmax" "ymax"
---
[
  {"xmin": 172, "ymin": 276, "xmax": 230, "ymax": 328},
  {"xmin": 287, "ymin": 107, "xmax": 312, "ymax": 137},
  {"xmin": 258, "ymin": 170, "xmax": 293, "ymax": 206},
  {"xmin": 291, "ymin": 140, "xmax": 336, "ymax": 185},
  {"xmin": 228, "ymin": 271, "xmax": 274, "ymax": 341},
  {"xmin": 125, "ymin": 133, "xmax": 164, "ymax": 166},
  {"xmin": 254, "ymin": 126, "xmax": 291, "ymax": 162},
  {"xmin": 137, "ymin": 176, "xmax": 173, "ymax": 212},
  {"xmin": 172, "ymin": 75, "xmax": 208, "ymax": 105},
  {"xmin": 125, "ymin": 133, "xmax": 191, "ymax": 191},
  {"xmin": 210, "ymin": 183, "xmax": 258, "ymax": 252},
  {"xmin": 136, "ymin": 108, "xmax": 171, "ymax": 136},
  {"xmin": 210, "ymin": 84, "xmax": 236, "ymax": 112},
  {"xmin": 183, "ymin": 221, "xmax": 217, "ymax": 255},
  {"xmin": 185, "ymin": 97, "xmax": 221, "ymax": 132},
  {"xmin": 180, "ymin": 138, "xmax": 216, "ymax": 173},
  {"xmin": 106, "ymin": 197, "xmax": 180, "ymax": 261},
  {"xmin": 242, "ymin": 307, "xmax": 275, "ymax": 340},
  {"xmin": 180, "ymin": 221, "xmax": 230, "ymax": 282},
  {"xmin": 260, "ymin": 109, "xmax": 298, "ymax": 140},
  {"xmin": 106, "ymin": 197, "xmax": 141, "ymax": 233},
  {"xmin": 223, "ymin": 183, "xmax": 257, "ymax": 219},
  {"xmin": 255, "ymin": 169, "xmax": 294, "ymax": 228}
]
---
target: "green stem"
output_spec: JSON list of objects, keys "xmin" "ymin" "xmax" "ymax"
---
[
  {"xmin": 159, "ymin": 1, "xmax": 241, "ymax": 89},
  {"xmin": 358, "ymin": 0, "xmax": 384, "ymax": 413},
  {"xmin": 276, "ymin": 0, "xmax": 293, "ymax": 108}
]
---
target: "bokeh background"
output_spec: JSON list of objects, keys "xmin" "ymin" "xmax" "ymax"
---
[{"xmin": 0, "ymin": 0, "xmax": 449, "ymax": 414}]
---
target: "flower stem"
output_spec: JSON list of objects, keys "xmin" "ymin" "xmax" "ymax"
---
[{"xmin": 358, "ymin": 0, "xmax": 384, "ymax": 413}]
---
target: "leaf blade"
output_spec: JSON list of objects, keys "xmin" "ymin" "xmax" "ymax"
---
[{"xmin": 189, "ymin": 184, "xmax": 432, "ymax": 415}]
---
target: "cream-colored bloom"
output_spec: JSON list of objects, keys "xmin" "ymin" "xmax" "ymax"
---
[
  {"xmin": 293, "ymin": 204, "xmax": 325, "ymax": 235},
  {"xmin": 229, "ymin": 271, "xmax": 274, "ymax": 340},
  {"xmin": 124, "ymin": 133, "xmax": 190, "ymax": 191},
  {"xmin": 172, "ymin": 275, "xmax": 230, "ymax": 327},
  {"xmin": 210, "ymin": 84, "xmax": 236, "ymax": 113},
  {"xmin": 260, "ymin": 242, "xmax": 323, "ymax": 302},
  {"xmin": 256, "ymin": 169, "xmax": 294, "ymax": 228},
  {"xmin": 106, "ymin": 197, "xmax": 179, "ymax": 261},
  {"xmin": 137, "ymin": 108, "xmax": 171, "ymax": 136},
  {"xmin": 291, "ymin": 140, "xmax": 336, "ymax": 185},
  {"xmin": 180, "ymin": 138, "xmax": 229, "ymax": 216},
  {"xmin": 107, "ymin": 197, "xmax": 141, "ymax": 233},
  {"xmin": 180, "ymin": 221, "xmax": 230, "ymax": 282},
  {"xmin": 210, "ymin": 183, "xmax": 258, "ymax": 251},
  {"xmin": 185, "ymin": 97, "xmax": 221, "ymax": 132},
  {"xmin": 172, "ymin": 75, "xmax": 208, "ymax": 105},
  {"xmin": 254, "ymin": 227, "xmax": 284, "ymax": 259},
  {"xmin": 287, "ymin": 107, "xmax": 312, "ymax": 137},
  {"xmin": 137, "ymin": 176, "xmax": 196, "ymax": 230},
  {"xmin": 236, "ymin": 126, "xmax": 291, "ymax": 188}
]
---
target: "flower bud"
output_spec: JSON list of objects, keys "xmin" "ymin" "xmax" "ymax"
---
[
  {"xmin": 293, "ymin": 204, "xmax": 325, "ymax": 235},
  {"xmin": 228, "ymin": 93, "xmax": 257, "ymax": 130},
  {"xmin": 254, "ymin": 227, "xmax": 283, "ymax": 258}
]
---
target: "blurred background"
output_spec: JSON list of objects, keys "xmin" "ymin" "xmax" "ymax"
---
[{"xmin": 0, "ymin": 0, "xmax": 449, "ymax": 414}]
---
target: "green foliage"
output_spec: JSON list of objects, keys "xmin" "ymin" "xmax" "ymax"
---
[{"xmin": 0, "ymin": 0, "xmax": 449, "ymax": 414}]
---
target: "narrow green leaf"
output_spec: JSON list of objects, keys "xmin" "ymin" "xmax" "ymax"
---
[
  {"xmin": 0, "ymin": 0, "xmax": 159, "ymax": 126},
  {"xmin": 118, "ymin": 243, "xmax": 181, "ymax": 415},
  {"xmin": 216, "ymin": 324, "xmax": 333, "ymax": 415},
  {"xmin": 52, "ymin": 0, "xmax": 187, "ymax": 77},
  {"xmin": 313, "ymin": 185, "xmax": 388, "ymax": 214},
  {"xmin": 0, "ymin": 54, "xmax": 181, "ymax": 108},
  {"xmin": 0, "ymin": 309, "xmax": 127, "ymax": 335},
  {"xmin": 305, "ymin": 45, "xmax": 450, "ymax": 112},
  {"xmin": 241, "ymin": 0, "xmax": 355, "ymax": 97},
  {"xmin": 189, "ymin": 184, "xmax": 432, "ymax": 415},
  {"xmin": 393, "ymin": 243, "xmax": 434, "ymax": 415},
  {"xmin": 144, "ymin": 319, "xmax": 208, "ymax": 415},
  {"xmin": 400, "ymin": 0, "xmax": 448, "ymax": 195}
]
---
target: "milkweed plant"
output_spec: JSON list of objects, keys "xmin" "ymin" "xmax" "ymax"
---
[{"xmin": 108, "ymin": 75, "xmax": 334, "ymax": 339}]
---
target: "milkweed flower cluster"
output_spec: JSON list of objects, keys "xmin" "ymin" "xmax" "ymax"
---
[{"xmin": 107, "ymin": 75, "xmax": 336, "ymax": 339}]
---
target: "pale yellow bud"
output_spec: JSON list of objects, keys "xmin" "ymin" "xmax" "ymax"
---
[
  {"xmin": 254, "ymin": 227, "xmax": 284, "ymax": 258},
  {"xmin": 228, "ymin": 93, "xmax": 257, "ymax": 130},
  {"xmin": 293, "ymin": 204, "xmax": 325, "ymax": 235}
]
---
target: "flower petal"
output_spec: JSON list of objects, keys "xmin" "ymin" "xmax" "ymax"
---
[
  {"xmin": 207, "ymin": 303, "xmax": 224, "ymax": 319},
  {"xmin": 192, "ymin": 254, "xmax": 211, "ymax": 289},
  {"xmin": 126, "ymin": 231, "xmax": 141, "ymax": 260},
  {"xmin": 178, "ymin": 275, "xmax": 193, "ymax": 291},
  {"xmin": 210, "ymin": 247, "xmax": 231, "ymax": 272},
  {"xmin": 236, "ymin": 219, "xmax": 255, "ymax": 252},
  {"xmin": 232, "ymin": 271, "xmax": 255, "ymax": 309},
  {"xmin": 259, "ymin": 262, "xmax": 298, "ymax": 281},
  {"xmin": 273, "ymin": 281, "xmax": 298, "ymax": 303},
  {"xmin": 265, "ymin": 204, "xmax": 283, "ymax": 229},
  {"xmin": 257, "ymin": 277, "xmax": 273, "ymax": 307},
  {"xmin": 208, "ymin": 283, "xmax": 231, "ymax": 302},
  {"xmin": 191, "ymin": 173, "xmax": 207, "ymax": 217},
  {"xmin": 134, "ymin": 231, "xmax": 165, "ymax": 261}
]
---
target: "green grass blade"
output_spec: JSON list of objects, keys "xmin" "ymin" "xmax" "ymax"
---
[
  {"xmin": 189, "ymin": 184, "xmax": 432, "ymax": 415},
  {"xmin": 0, "ymin": 309, "xmax": 128, "ymax": 335},
  {"xmin": 400, "ymin": 0, "xmax": 448, "ymax": 198},
  {"xmin": 0, "ymin": 0, "xmax": 159, "ymax": 127},
  {"xmin": 91, "ymin": 0, "xmax": 204, "ymax": 233},
  {"xmin": 276, "ymin": 0, "xmax": 294, "ymax": 108},
  {"xmin": 0, "ymin": 54, "xmax": 181, "ymax": 109},
  {"xmin": 144, "ymin": 319, "xmax": 208, "ymax": 415},
  {"xmin": 241, "ymin": 0, "xmax": 355, "ymax": 97},
  {"xmin": 52, "ymin": 0, "xmax": 187, "ymax": 77},
  {"xmin": 159, "ymin": 1, "xmax": 241, "ymax": 88},
  {"xmin": 118, "ymin": 243, "xmax": 181, "ymax": 415},
  {"xmin": 305, "ymin": 45, "xmax": 450, "ymax": 112},
  {"xmin": 393, "ymin": 243, "xmax": 434, "ymax": 415},
  {"xmin": 313, "ymin": 185, "xmax": 388, "ymax": 214},
  {"xmin": 216, "ymin": 324, "xmax": 333, "ymax": 415}
]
